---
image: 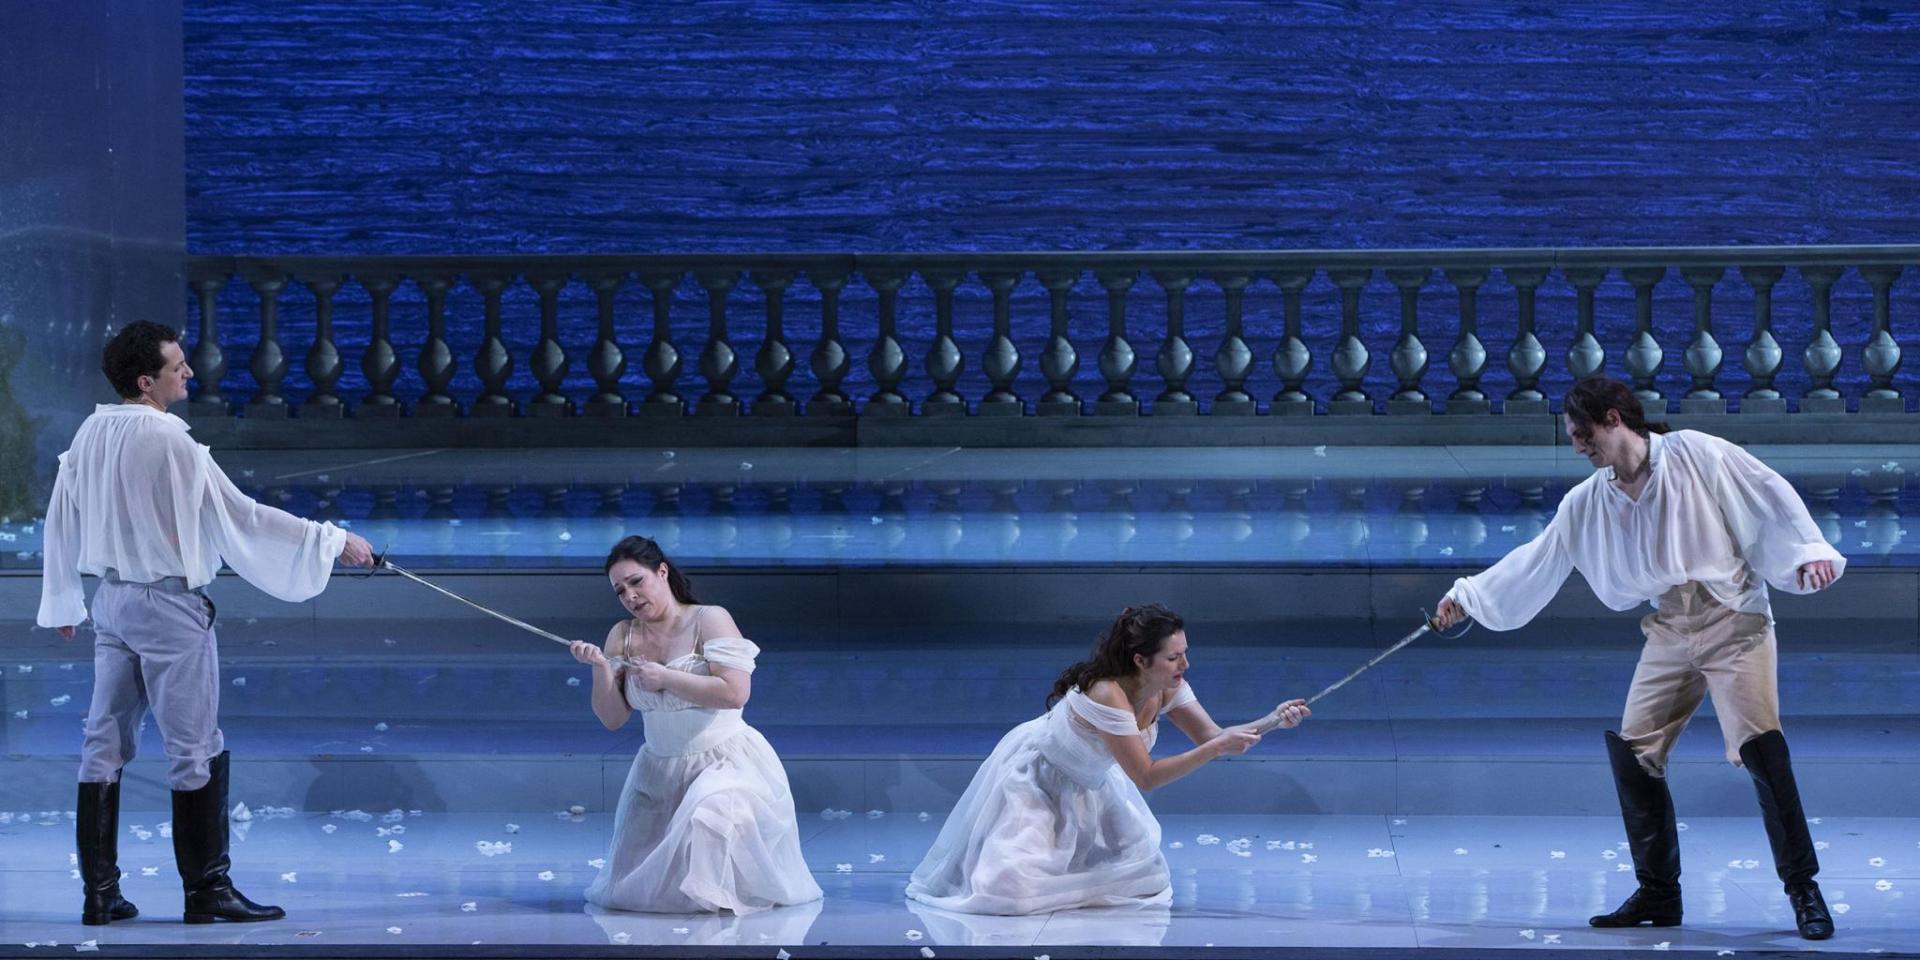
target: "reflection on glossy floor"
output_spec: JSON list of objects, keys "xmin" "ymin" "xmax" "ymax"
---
[
  {"xmin": 1, "ymin": 813, "xmax": 1914, "ymax": 953},
  {"xmin": 2, "ymin": 445, "xmax": 1915, "ymax": 569}
]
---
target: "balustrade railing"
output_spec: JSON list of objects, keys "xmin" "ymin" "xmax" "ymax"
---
[{"xmin": 180, "ymin": 247, "xmax": 1920, "ymax": 427}]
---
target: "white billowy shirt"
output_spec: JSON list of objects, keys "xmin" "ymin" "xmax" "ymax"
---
[
  {"xmin": 36, "ymin": 404, "xmax": 346, "ymax": 628},
  {"xmin": 1448, "ymin": 429, "xmax": 1844, "ymax": 630}
]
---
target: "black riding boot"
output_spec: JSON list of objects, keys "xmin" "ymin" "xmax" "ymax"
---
[
  {"xmin": 78, "ymin": 778, "xmax": 139, "ymax": 925},
  {"xmin": 1740, "ymin": 730, "xmax": 1832, "ymax": 941},
  {"xmin": 171, "ymin": 752, "xmax": 284, "ymax": 923},
  {"xmin": 1589, "ymin": 731, "xmax": 1684, "ymax": 928}
]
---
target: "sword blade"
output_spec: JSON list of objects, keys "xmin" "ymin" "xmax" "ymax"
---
[
  {"xmin": 1304, "ymin": 620, "xmax": 1434, "ymax": 706},
  {"xmin": 381, "ymin": 560, "xmax": 576, "ymax": 648}
]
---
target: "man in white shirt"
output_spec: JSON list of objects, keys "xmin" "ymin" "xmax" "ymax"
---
[
  {"xmin": 38, "ymin": 321, "xmax": 374, "ymax": 925},
  {"xmin": 1435, "ymin": 377, "xmax": 1840, "ymax": 940}
]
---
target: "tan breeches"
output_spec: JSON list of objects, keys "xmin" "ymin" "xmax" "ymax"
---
[{"xmin": 1619, "ymin": 582, "xmax": 1781, "ymax": 777}]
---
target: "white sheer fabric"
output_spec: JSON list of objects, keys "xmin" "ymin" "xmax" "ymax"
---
[
  {"xmin": 38, "ymin": 404, "xmax": 345, "ymax": 627},
  {"xmin": 905, "ymin": 683, "xmax": 1197, "ymax": 915},
  {"xmin": 584, "ymin": 636, "xmax": 822, "ymax": 914},
  {"xmin": 1449, "ymin": 430, "xmax": 1845, "ymax": 630}
]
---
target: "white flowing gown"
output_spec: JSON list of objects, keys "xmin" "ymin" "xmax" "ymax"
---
[
  {"xmin": 905, "ymin": 684, "xmax": 1195, "ymax": 915},
  {"xmin": 584, "ymin": 636, "xmax": 822, "ymax": 914}
]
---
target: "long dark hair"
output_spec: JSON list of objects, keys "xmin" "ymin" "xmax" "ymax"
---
[
  {"xmin": 1046, "ymin": 603, "xmax": 1185, "ymax": 709},
  {"xmin": 1564, "ymin": 376, "xmax": 1671, "ymax": 440},
  {"xmin": 603, "ymin": 535, "xmax": 699, "ymax": 605}
]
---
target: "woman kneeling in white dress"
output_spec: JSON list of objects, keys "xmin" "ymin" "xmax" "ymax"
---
[
  {"xmin": 907, "ymin": 603, "xmax": 1311, "ymax": 915},
  {"xmin": 569, "ymin": 536, "xmax": 822, "ymax": 914}
]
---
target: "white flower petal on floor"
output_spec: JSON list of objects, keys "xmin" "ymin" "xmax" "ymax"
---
[
  {"xmin": 74, "ymin": 941, "xmax": 98, "ymax": 952},
  {"xmin": 321, "ymin": 824, "xmax": 336, "ymax": 834},
  {"xmin": 1602, "ymin": 849, "xmax": 1617, "ymax": 859},
  {"xmin": 382, "ymin": 809, "xmax": 405, "ymax": 823},
  {"xmin": 1717, "ymin": 950, "xmax": 1735, "ymax": 956},
  {"xmin": 834, "ymin": 863, "xmax": 852, "ymax": 873},
  {"xmin": 611, "ymin": 932, "xmax": 630, "ymax": 944},
  {"xmin": 1454, "ymin": 848, "xmax": 1468, "ymax": 855},
  {"xmin": 1392, "ymin": 818, "xmax": 1406, "ymax": 825},
  {"xmin": 1816, "ymin": 841, "xmax": 1830, "ymax": 851},
  {"xmin": 13, "ymin": 711, "xmax": 27, "ymax": 720},
  {"xmin": 475, "ymin": 841, "xmax": 512, "ymax": 857},
  {"xmin": 386, "ymin": 927, "xmax": 401, "ymax": 935},
  {"xmin": 50, "ymin": 695, "xmax": 71, "ymax": 706},
  {"xmin": 1876, "ymin": 880, "xmax": 1893, "ymax": 891},
  {"xmin": 281, "ymin": 872, "xmax": 297, "ymax": 882},
  {"xmin": 359, "ymin": 745, "xmax": 374, "ymax": 753},
  {"xmin": 920, "ymin": 948, "xmax": 936, "ymax": 959},
  {"xmin": 1741, "ymin": 859, "xmax": 1758, "ymax": 869},
  {"xmin": 505, "ymin": 823, "xmax": 520, "ymax": 833},
  {"xmin": 140, "ymin": 866, "xmax": 157, "ymax": 876},
  {"xmin": 537, "ymin": 870, "xmax": 555, "ymax": 881},
  {"xmin": 566, "ymin": 677, "xmax": 581, "ymax": 687},
  {"xmin": 1549, "ymin": 850, "xmax": 1566, "ymax": 859},
  {"xmin": 387, "ymin": 839, "xmax": 403, "ymax": 853},
  {"xmin": 867, "ymin": 809, "xmax": 885, "ymax": 819},
  {"xmin": 918, "ymin": 811, "xmax": 931, "ymax": 821},
  {"xmin": 397, "ymin": 892, "xmax": 426, "ymax": 897},
  {"xmin": 1196, "ymin": 833, "xmax": 1221, "ymax": 845},
  {"xmin": 868, "ymin": 853, "xmax": 886, "ymax": 863},
  {"xmin": 1869, "ymin": 857, "xmax": 1886, "ymax": 867},
  {"xmin": 672, "ymin": 927, "xmax": 689, "ymax": 935},
  {"xmin": 569, "ymin": 805, "xmax": 586, "ymax": 816},
  {"xmin": 1617, "ymin": 863, "xmax": 1632, "ymax": 872},
  {"xmin": 231, "ymin": 677, "xmax": 246, "ymax": 687},
  {"xmin": 1313, "ymin": 445, "xmax": 1327, "ymax": 457},
  {"xmin": 1168, "ymin": 841, "xmax": 1183, "ymax": 849},
  {"xmin": 1519, "ymin": 929, "xmax": 1535, "ymax": 940},
  {"xmin": 776, "ymin": 951, "xmax": 791, "ymax": 960},
  {"xmin": 1654, "ymin": 941, "xmax": 1671, "ymax": 950},
  {"xmin": 905, "ymin": 930, "xmax": 924, "ymax": 941},
  {"xmin": 1834, "ymin": 903, "xmax": 1852, "ymax": 914},
  {"xmin": 1301, "ymin": 853, "xmax": 1317, "ymax": 863},
  {"xmin": 588, "ymin": 858, "xmax": 605, "ymax": 868},
  {"xmin": 460, "ymin": 902, "xmax": 477, "ymax": 912},
  {"xmin": 131, "ymin": 828, "xmax": 152, "ymax": 842},
  {"xmin": 375, "ymin": 723, "xmax": 389, "ymax": 732},
  {"xmin": 1676, "ymin": 822, "xmax": 1688, "ymax": 832},
  {"xmin": 1543, "ymin": 934, "xmax": 1561, "ymax": 944}
]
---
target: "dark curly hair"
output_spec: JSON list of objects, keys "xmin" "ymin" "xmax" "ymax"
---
[
  {"xmin": 101, "ymin": 321, "xmax": 181, "ymax": 400},
  {"xmin": 603, "ymin": 535, "xmax": 699, "ymax": 605},
  {"xmin": 1046, "ymin": 603, "xmax": 1185, "ymax": 709},
  {"xmin": 1564, "ymin": 376, "xmax": 1670, "ymax": 443}
]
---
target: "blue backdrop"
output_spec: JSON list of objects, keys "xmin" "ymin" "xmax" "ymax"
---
[{"xmin": 182, "ymin": 0, "xmax": 1920, "ymax": 409}]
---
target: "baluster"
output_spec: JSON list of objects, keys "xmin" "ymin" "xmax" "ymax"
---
[
  {"xmin": 1386, "ymin": 268, "xmax": 1431, "ymax": 414},
  {"xmin": 1152, "ymin": 270, "xmax": 1196, "ymax": 415},
  {"xmin": 637, "ymin": 269, "xmax": 684, "ymax": 415},
  {"xmin": 1212, "ymin": 272, "xmax": 1254, "ymax": 415},
  {"xmin": 360, "ymin": 274, "xmax": 402, "ymax": 416},
  {"xmin": 694, "ymin": 269, "xmax": 740, "ymax": 416},
  {"xmin": 1621, "ymin": 266, "xmax": 1667, "ymax": 406},
  {"xmin": 1679, "ymin": 266, "xmax": 1727, "ymax": 413},
  {"xmin": 1562, "ymin": 266, "xmax": 1607, "ymax": 382},
  {"xmin": 751, "ymin": 268, "xmax": 797, "ymax": 416},
  {"xmin": 416, "ymin": 272, "xmax": 458, "ymax": 416},
  {"xmin": 1271, "ymin": 269, "xmax": 1314, "ymax": 415},
  {"xmin": 1094, "ymin": 268, "xmax": 1139, "ymax": 415},
  {"xmin": 1035, "ymin": 269, "xmax": 1081, "ymax": 416},
  {"xmin": 1327, "ymin": 268, "xmax": 1373, "ymax": 414},
  {"xmin": 1443, "ymin": 267, "xmax": 1489, "ymax": 414},
  {"xmin": 921, "ymin": 268, "xmax": 965, "ymax": 415},
  {"xmin": 298, "ymin": 273, "xmax": 344, "ymax": 418},
  {"xmin": 470, "ymin": 270, "xmax": 516, "ymax": 416},
  {"xmin": 978, "ymin": 269, "xmax": 1024, "ymax": 416},
  {"xmin": 1860, "ymin": 264, "xmax": 1906, "ymax": 413},
  {"xmin": 1798, "ymin": 266, "xmax": 1844, "ymax": 413},
  {"xmin": 865, "ymin": 268, "xmax": 910, "ymax": 415},
  {"xmin": 808, "ymin": 266, "xmax": 853, "ymax": 416},
  {"xmin": 586, "ymin": 270, "xmax": 628, "ymax": 417},
  {"xmin": 1503, "ymin": 266, "xmax": 1549, "ymax": 414},
  {"xmin": 188, "ymin": 269, "xmax": 230, "ymax": 415},
  {"xmin": 245, "ymin": 270, "xmax": 289, "ymax": 418},
  {"xmin": 1738, "ymin": 266, "xmax": 1786, "ymax": 414},
  {"xmin": 526, "ymin": 270, "xmax": 573, "ymax": 416}
]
